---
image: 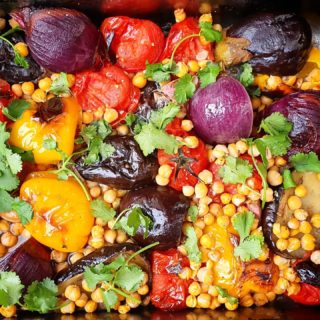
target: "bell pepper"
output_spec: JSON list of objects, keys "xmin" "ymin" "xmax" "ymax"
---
[
  {"xmin": 20, "ymin": 171, "xmax": 94, "ymax": 252},
  {"xmin": 9, "ymin": 97, "xmax": 80, "ymax": 164},
  {"xmin": 289, "ymin": 283, "xmax": 320, "ymax": 305}
]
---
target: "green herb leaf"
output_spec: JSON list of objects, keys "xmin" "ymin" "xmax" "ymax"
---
[
  {"xmin": 259, "ymin": 134, "xmax": 291, "ymax": 157},
  {"xmin": 134, "ymin": 122, "xmax": 181, "ymax": 156},
  {"xmin": 234, "ymin": 235, "xmax": 264, "ymax": 261},
  {"xmin": 283, "ymin": 169, "xmax": 297, "ymax": 189},
  {"xmin": 232, "ymin": 211, "xmax": 255, "ymax": 242},
  {"xmin": 10, "ymin": 146, "xmax": 34, "ymax": 162},
  {"xmin": 12, "ymin": 198, "xmax": 33, "ymax": 225},
  {"xmin": 0, "ymin": 271, "xmax": 24, "ymax": 307},
  {"xmin": 145, "ymin": 61, "xmax": 178, "ymax": 82},
  {"xmin": 114, "ymin": 264, "xmax": 144, "ymax": 292},
  {"xmin": 290, "ymin": 152, "xmax": 320, "ymax": 173},
  {"xmin": 198, "ymin": 62, "xmax": 221, "ymax": 88},
  {"xmin": 2, "ymin": 99, "xmax": 31, "ymax": 121},
  {"xmin": 150, "ymin": 102, "xmax": 180, "ymax": 130},
  {"xmin": 84, "ymin": 263, "xmax": 114, "ymax": 290},
  {"xmin": 42, "ymin": 137, "xmax": 57, "ymax": 150},
  {"xmin": 0, "ymin": 163, "xmax": 19, "ymax": 191},
  {"xmin": 188, "ymin": 205, "xmax": 199, "ymax": 222},
  {"xmin": 199, "ymin": 22, "xmax": 223, "ymax": 42},
  {"xmin": 23, "ymin": 278, "xmax": 58, "ymax": 314},
  {"xmin": 125, "ymin": 113, "xmax": 137, "ymax": 127},
  {"xmin": 219, "ymin": 156, "xmax": 253, "ymax": 184},
  {"xmin": 260, "ymin": 112, "xmax": 293, "ymax": 137},
  {"xmin": 101, "ymin": 289, "xmax": 118, "ymax": 312},
  {"xmin": 184, "ymin": 226, "xmax": 202, "ymax": 263},
  {"xmin": 215, "ymin": 286, "xmax": 238, "ymax": 305},
  {"xmin": 99, "ymin": 143, "xmax": 115, "ymax": 159},
  {"xmin": 239, "ymin": 63, "xmax": 254, "ymax": 88},
  {"xmin": 13, "ymin": 49, "xmax": 29, "ymax": 69},
  {"xmin": 90, "ymin": 199, "xmax": 116, "ymax": 223},
  {"xmin": 49, "ymin": 72, "xmax": 70, "ymax": 96},
  {"xmin": 174, "ymin": 74, "xmax": 196, "ymax": 104}
]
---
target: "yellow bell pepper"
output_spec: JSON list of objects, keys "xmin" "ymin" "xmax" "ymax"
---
[
  {"xmin": 9, "ymin": 97, "xmax": 80, "ymax": 164},
  {"xmin": 20, "ymin": 171, "xmax": 94, "ymax": 252}
]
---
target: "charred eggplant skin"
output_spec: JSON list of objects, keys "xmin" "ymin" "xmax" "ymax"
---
[
  {"xmin": 295, "ymin": 260, "xmax": 320, "ymax": 287},
  {"xmin": 0, "ymin": 33, "xmax": 43, "ymax": 83},
  {"xmin": 76, "ymin": 136, "xmax": 159, "ymax": 190},
  {"xmin": 227, "ymin": 13, "xmax": 312, "ymax": 75},
  {"xmin": 119, "ymin": 186, "xmax": 189, "ymax": 249},
  {"xmin": 55, "ymin": 243, "xmax": 144, "ymax": 284}
]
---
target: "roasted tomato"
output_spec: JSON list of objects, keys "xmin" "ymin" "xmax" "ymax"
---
[
  {"xmin": 150, "ymin": 249, "xmax": 191, "ymax": 311},
  {"xmin": 165, "ymin": 118, "xmax": 188, "ymax": 138},
  {"xmin": 100, "ymin": 16, "xmax": 165, "ymax": 72},
  {"xmin": 20, "ymin": 172, "xmax": 94, "ymax": 252},
  {"xmin": 0, "ymin": 79, "xmax": 13, "ymax": 122},
  {"xmin": 160, "ymin": 17, "xmax": 214, "ymax": 63},
  {"xmin": 73, "ymin": 64, "xmax": 140, "ymax": 125},
  {"xmin": 289, "ymin": 283, "xmax": 320, "ymax": 305},
  {"xmin": 158, "ymin": 138, "xmax": 209, "ymax": 191}
]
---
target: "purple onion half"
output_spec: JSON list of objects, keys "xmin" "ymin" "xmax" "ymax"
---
[{"xmin": 11, "ymin": 8, "xmax": 105, "ymax": 73}]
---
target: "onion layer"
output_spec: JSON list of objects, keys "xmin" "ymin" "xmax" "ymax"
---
[{"xmin": 11, "ymin": 8, "xmax": 105, "ymax": 73}]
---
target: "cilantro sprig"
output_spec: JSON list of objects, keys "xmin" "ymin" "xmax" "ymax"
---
[
  {"xmin": 188, "ymin": 205, "xmax": 199, "ymax": 222},
  {"xmin": 215, "ymin": 286, "xmax": 238, "ymax": 305},
  {"xmin": 0, "ymin": 273, "xmax": 58, "ymax": 314},
  {"xmin": 198, "ymin": 62, "xmax": 221, "ymax": 88},
  {"xmin": 2, "ymin": 99, "xmax": 31, "ymax": 121},
  {"xmin": 84, "ymin": 242, "xmax": 159, "ymax": 312},
  {"xmin": 184, "ymin": 226, "xmax": 202, "ymax": 263},
  {"xmin": 49, "ymin": 72, "xmax": 70, "ymax": 96},
  {"xmin": 232, "ymin": 211, "xmax": 264, "ymax": 261},
  {"xmin": 0, "ymin": 27, "xmax": 29, "ymax": 69},
  {"xmin": 90, "ymin": 199, "xmax": 116, "ymax": 223},
  {"xmin": 289, "ymin": 152, "xmax": 320, "ymax": 173},
  {"xmin": 174, "ymin": 74, "xmax": 196, "ymax": 104}
]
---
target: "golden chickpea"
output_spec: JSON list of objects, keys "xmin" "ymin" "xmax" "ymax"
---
[
  {"xmin": 10, "ymin": 222, "xmax": 23, "ymax": 236},
  {"xmin": 11, "ymin": 83, "xmax": 23, "ymax": 97},
  {"xmin": 294, "ymin": 208, "xmax": 308, "ymax": 221},
  {"xmin": 118, "ymin": 304, "xmax": 130, "ymax": 314},
  {"xmin": 253, "ymin": 293, "xmax": 268, "ymax": 306},
  {"xmin": 176, "ymin": 62, "xmax": 189, "ymax": 78},
  {"xmin": 187, "ymin": 60, "xmax": 200, "ymax": 73},
  {"xmin": 267, "ymin": 170, "xmax": 283, "ymax": 186},
  {"xmin": 276, "ymin": 238, "xmax": 288, "ymax": 251},
  {"xmin": 189, "ymin": 281, "xmax": 201, "ymax": 296},
  {"xmin": 0, "ymin": 220, "xmax": 10, "ymax": 232},
  {"xmin": 310, "ymin": 250, "xmax": 320, "ymax": 265},
  {"xmin": 0, "ymin": 305, "xmax": 17, "ymax": 318},
  {"xmin": 132, "ymin": 73, "xmax": 147, "ymax": 88},
  {"xmin": 14, "ymin": 42, "xmax": 29, "ymax": 57},
  {"xmin": 38, "ymin": 77, "xmax": 52, "ymax": 91},
  {"xmin": 186, "ymin": 295, "xmax": 197, "ymax": 308},
  {"xmin": 69, "ymin": 252, "xmax": 84, "ymax": 264},
  {"xmin": 138, "ymin": 284, "xmax": 149, "ymax": 295},
  {"xmin": 82, "ymin": 111, "xmax": 94, "ymax": 124},
  {"xmin": 89, "ymin": 186, "xmax": 101, "ymax": 198},
  {"xmin": 295, "ymin": 185, "xmax": 307, "ymax": 198},
  {"xmin": 67, "ymin": 74, "xmax": 76, "ymax": 88},
  {"xmin": 288, "ymin": 196, "xmax": 302, "ymax": 211},
  {"xmin": 104, "ymin": 229, "xmax": 117, "ymax": 244},
  {"xmin": 91, "ymin": 288, "xmax": 104, "ymax": 303},
  {"xmin": 240, "ymin": 295, "xmax": 254, "ymax": 307},
  {"xmin": 103, "ymin": 189, "xmax": 117, "ymax": 203},
  {"xmin": 75, "ymin": 293, "xmax": 88, "ymax": 308},
  {"xmin": 301, "ymin": 234, "xmax": 316, "ymax": 251},
  {"xmin": 104, "ymin": 108, "xmax": 118, "ymax": 123},
  {"xmin": 1, "ymin": 232, "xmax": 17, "ymax": 247},
  {"xmin": 84, "ymin": 300, "xmax": 97, "ymax": 313},
  {"xmin": 82, "ymin": 279, "xmax": 94, "ymax": 292},
  {"xmin": 21, "ymin": 81, "xmax": 35, "ymax": 96},
  {"xmin": 60, "ymin": 301, "xmax": 75, "ymax": 314},
  {"xmin": 51, "ymin": 250, "xmax": 68, "ymax": 263},
  {"xmin": 65, "ymin": 285, "xmax": 81, "ymax": 302},
  {"xmin": 311, "ymin": 214, "xmax": 320, "ymax": 228},
  {"xmin": 116, "ymin": 230, "xmax": 128, "ymax": 243},
  {"xmin": 116, "ymin": 124, "xmax": 129, "ymax": 136},
  {"xmin": 300, "ymin": 221, "xmax": 312, "ymax": 234}
]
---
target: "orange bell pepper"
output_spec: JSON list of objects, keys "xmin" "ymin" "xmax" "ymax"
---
[
  {"xmin": 9, "ymin": 97, "xmax": 80, "ymax": 164},
  {"xmin": 20, "ymin": 172, "xmax": 94, "ymax": 252}
]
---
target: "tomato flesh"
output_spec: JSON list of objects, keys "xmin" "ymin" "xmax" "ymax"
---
[
  {"xmin": 72, "ymin": 64, "xmax": 140, "ymax": 125},
  {"xmin": 161, "ymin": 17, "xmax": 214, "ymax": 63},
  {"xmin": 150, "ymin": 249, "xmax": 191, "ymax": 311},
  {"xmin": 0, "ymin": 79, "xmax": 13, "ymax": 122},
  {"xmin": 289, "ymin": 283, "xmax": 320, "ymax": 305},
  {"xmin": 101, "ymin": 16, "xmax": 165, "ymax": 72}
]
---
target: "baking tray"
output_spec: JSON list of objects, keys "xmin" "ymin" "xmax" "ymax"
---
[{"xmin": 0, "ymin": 0, "xmax": 320, "ymax": 319}]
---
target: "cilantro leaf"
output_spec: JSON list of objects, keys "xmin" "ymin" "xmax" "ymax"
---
[
  {"xmin": 84, "ymin": 263, "xmax": 114, "ymax": 290},
  {"xmin": 199, "ymin": 22, "xmax": 222, "ymax": 42},
  {"xmin": 259, "ymin": 112, "xmax": 292, "ymax": 137},
  {"xmin": 99, "ymin": 143, "xmax": 115, "ymax": 159},
  {"xmin": 134, "ymin": 122, "xmax": 181, "ymax": 156},
  {"xmin": 10, "ymin": 146, "xmax": 34, "ymax": 162},
  {"xmin": 95, "ymin": 120, "xmax": 113, "ymax": 140},
  {"xmin": 232, "ymin": 211, "xmax": 255, "ymax": 242},
  {"xmin": 102, "ymin": 289, "xmax": 118, "ymax": 312},
  {"xmin": 283, "ymin": 169, "xmax": 296, "ymax": 189},
  {"xmin": 12, "ymin": 198, "xmax": 33, "ymax": 225},
  {"xmin": 125, "ymin": 113, "xmax": 137, "ymax": 127},
  {"xmin": 13, "ymin": 49, "xmax": 29, "ymax": 69},
  {"xmin": 215, "ymin": 286, "xmax": 238, "ymax": 305},
  {"xmin": 150, "ymin": 102, "xmax": 180, "ymax": 130},
  {"xmin": 145, "ymin": 61, "xmax": 178, "ymax": 82},
  {"xmin": 259, "ymin": 134, "xmax": 291, "ymax": 157},
  {"xmin": 239, "ymin": 63, "xmax": 254, "ymax": 88},
  {"xmin": 174, "ymin": 74, "xmax": 196, "ymax": 104},
  {"xmin": 234, "ymin": 235, "xmax": 264, "ymax": 261},
  {"xmin": 42, "ymin": 137, "xmax": 57, "ymax": 150},
  {"xmin": 49, "ymin": 72, "xmax": 70, "ymax": 96},
  {"xmin": 184, "ymin": 226, "xmax": 202, "ymax": 263},
  {"xmin": 0, "ymin": 271, "xmax": 24, "ymax": 307},
  {"xmin": 188, "ymin": 205, "xmax": 199, "ymax": 222},
  {"xmin": 198, "ymin": 62, "xmax": 221, "ymax": 88},
  {"xmin": 90, "ymin": 199, "xmax": 116, "ymax": 223},
  {"xmin": 219, "ymin": 156, "xmax": 253, "ymax": 184},
  {"xmin": 114, "ymin": 264, "xmax": 144, "ymax": 292},
  {"xmin": 0, "ymin": 163, "xmax": 20, "ymax": 191},
  {"xmin": 5, "ymin": 152, "xmax": 22, "ymax": 175},
  {"xmin": 290, "ymin": 152, "xmax": 320, "ymax": 173},
  {"xmin": 2, "ymin": 99, "xmax": 31, "ymax": 121},
  {"xmin": 23, "ymin": 278, "xmax": 58, "ymax": 314}
]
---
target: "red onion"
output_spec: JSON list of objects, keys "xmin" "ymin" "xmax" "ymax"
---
[
  {"xmin": 10, "ymin": 8, "xmax": 105, "ymax": 73},
  {"xmin": 264, "ymin": 91, "xmax": 320, "ymax": 156},
  {"xmin": 189, "ymin": 76, "xmax": 253, "ymax": 144}
]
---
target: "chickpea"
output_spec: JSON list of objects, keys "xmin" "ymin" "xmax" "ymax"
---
[
  {"xmin": 0, "ymin": 305, "xmax": 16, "ymax": 318},
  {"xmin": 60, "ymin": 301, "xmax": 75, "ymax": 314},
  {"xmin": 1, "ymin": 232, "xmax": 17, "ymax": 247},
  {"xmin": 295, "ymin": 185, "xmax": 307, "ymax": 198},
  {"xmin": 287, "ymin": 196, "xmax": 302, "ymax": 211},
  {"xmin": 10, "ymin": 222, "xmax": 23, "ymax": 236},
  {"xmin": 65, "ymin": 285, "xmax": 81, "ymax": 302},
  {"xmin": 267, "ymin": 170, "xmax": 283, "ymax": 186},
  {"xmin": 310, "ymin": 250, "xmax": 320, "ymax": 265},
  {"xmin": 51, "ymin": 250, "xmax": 68, "ymax": 263},
  {"xmin": 75, "ymin": 293, "xmax": 88, "ymax": 308},
  {"xmin": 132, "ymin": 73, "xmax": 147, "ymax": 88},
  {"xmin": 0, "ymin": 220, "xmax": 10, "ymax": 232}
]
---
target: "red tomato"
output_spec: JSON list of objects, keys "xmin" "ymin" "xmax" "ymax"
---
[
  {"xmin": 158, "ymin": 139, "xmax": 209, "ymax": 191},
  {"xmin": 72, "ymin": 64, "xmax": 140, "ymax": 126},
  {"xmin": 165, "ymin": 118, "xmax": 188, "ymax": 137},
  {"xmin": 100, "ymin": 16, "xmax": 165, "ymax": 72},
  {"xmin": 289, "ymin": 283, "xmax": 320, "ymax": 305},
  {"xmin": 0, "ymin": 79, "xmax": 13, "ymax": 122},
  {"xmin": 160, "ymin": 17, "xmax": 214, "ymax": 63},
  {"xmin": 150, "ymin": 249, "xmax": 191, "ymax": 311}
]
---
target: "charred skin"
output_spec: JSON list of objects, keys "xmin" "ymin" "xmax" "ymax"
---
[
  {"xmin": 295, "ymin": 260, "xmax": 320, "ymax": 288},
  {"xmin": 227, "ymin": 13, "xmax": 312, "ymax": 75},
  {"xmin": 76, "ymin": 136, "xmax": 159, "ymax": 190},
  {"xmin": 119, "ymin": 186, "xmax": 189, "ymax": 250}
]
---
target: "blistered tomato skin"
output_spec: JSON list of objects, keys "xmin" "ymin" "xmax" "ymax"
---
[
  {"xmin": 9, "ymin": 97, "xmax": 80, "ymax": 164},
  {"xmin": 150, "ymin": 249, "xmax": 192, "ymax": 311},
  {"xmin": 289, "ymin": 283, "xmax": 320, "ymax": 305},
  {"xmin": 20, "ymin": 172, "xmax": 94, "ymax": 252},
  {"xmin": 100, "ymin": 17, "xmax": 165, "ymax": 72},
  {"xmin": 0, "ymin": 79, "xmax": 13, "ymax": 122}
]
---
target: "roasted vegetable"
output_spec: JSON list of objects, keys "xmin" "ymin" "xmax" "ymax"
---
[
  {"xmin": 11, "ymin": 8, "xmax": 106, "ymax": 73},
  {"xmin": 119, "ymin": 186, "xmax": 189, "ymax": 249},
  {"xmin": 76, "ymin": 136, "xmax": 159, "ymax": 190},
  {"xmin": 289, "ymin": 283, "xmax": 320, "ymax": 305},
  {"xmin": 20, "ymin": 172, "xmax": 94, "ymax": 252},
  {"xmin": 262, "ymin": 172, "xmax": 320, "ymax": 258},
  {"xmin": 0, "ymin": 238, "xmax": 54, "ymax": 286},
  {"xmin": 222, "ymin": 13, "xmax": 312, "ymax": 75},
  {"xmin": 0, "ymin": 32, "xmax": 43, "ymax": 83},
  {"xmin": 9, "ymin": 97, "xmax": 80, "ymax": 164},
  {"xmin": 55, "ymin": 243, "xmax": 150, "ymax": 290},
  {"xmin": 263, "ymin": 91, "xmax": 320, "ymax": 157},
  {"xmin": 295, "ymin": 260, "xmax": 320, "ymax": 288}
]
